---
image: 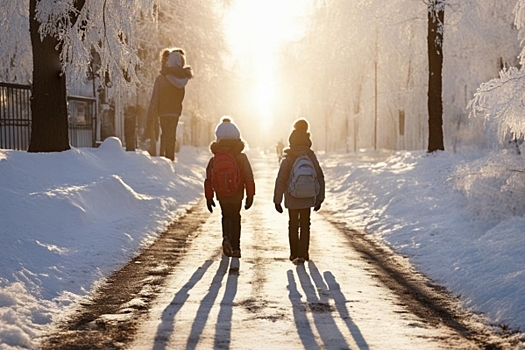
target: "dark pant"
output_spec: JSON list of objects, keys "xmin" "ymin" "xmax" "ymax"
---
[
  {"xmin": 159, "ymin": 116, "xmax": 179, "ymax": 161},
  {"xmin": 219, "ymin": 200, "xmax": 242, "ymax": 251},
  {"xmin": 288, "ymin": 208, "xmax": 311, "ymax": 258}
]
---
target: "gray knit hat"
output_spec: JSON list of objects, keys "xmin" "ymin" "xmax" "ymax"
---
[{"xmin": 215, "ymin": 117, "xmax": 241, "ymax": 141}]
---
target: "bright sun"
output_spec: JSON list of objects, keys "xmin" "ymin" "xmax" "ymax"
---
[{"xmin": 224, "ymin": 0, "xmax": 312, "ymax": 135}]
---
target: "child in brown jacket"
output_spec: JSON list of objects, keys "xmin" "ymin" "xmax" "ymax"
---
[{"xmin": 273, "ymin": 119, "xmax": 325, "ymax": 264}]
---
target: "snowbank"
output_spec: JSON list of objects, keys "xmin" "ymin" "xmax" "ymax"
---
[
  {"xmin": 323, "ymin": 148, "xmax": 525, "ymax": 331},
  {"xmin": 0, "ymin": 138, "xmax": 208, "ymax": 348}
]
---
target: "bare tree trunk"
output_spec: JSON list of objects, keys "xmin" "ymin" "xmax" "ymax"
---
[
  {"xmin": 427, "ymin": 0, "xmax": 445, "ymax": 153},
  {"xmin": 28, "ymin": 0, "xmax": 86, "ymax": 152}
]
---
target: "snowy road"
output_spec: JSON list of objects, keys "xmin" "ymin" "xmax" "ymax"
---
[{"xmin": 128, "ymin": 153, "xmax": 480, "ymax": 350}]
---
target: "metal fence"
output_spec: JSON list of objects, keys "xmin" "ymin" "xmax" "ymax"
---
[
  {"xmin": 0, "ymin": 82, "xmax": 97, "ymax": 150},
  {"xmin": 0, "ymin": 82, "xmax": 32, "ymax": 150}
]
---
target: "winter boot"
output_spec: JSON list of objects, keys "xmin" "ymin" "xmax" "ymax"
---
[
  {"xmin": 293, "ymin": 257, "xmax": 305, "ymax": 265},
  {"xmin": 222, "ymin": 238, "xmax": 232, "ymax": 257}
]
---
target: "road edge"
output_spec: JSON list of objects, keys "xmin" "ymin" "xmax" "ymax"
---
[{"xmin": 324, "ymin": 212, "xmax": 524, "ymax": 349}]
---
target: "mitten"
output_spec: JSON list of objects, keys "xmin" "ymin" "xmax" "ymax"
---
[
  {"xmin": 245, "ymin": 196, "xmax": 253, "ymax": 210},
  {"xmin": 207, "ymin": 198, "xmax": 216, "ymax": 213}
]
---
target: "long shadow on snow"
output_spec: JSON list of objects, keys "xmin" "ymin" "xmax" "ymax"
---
[
  {"xmin": 296, "ymin": 262, "xmax": 351, "ymax": 349},
  {"xmin": 214, "ymin": 258, "xmax": 239, "ymax": 349},
  {"xmin": 287, "ymin": 269, "xmax": 318, "ymax": 350},
  {"xmin": 152, "ymin": 259, "xmax": 214, "ymax": 350},
  {"xmin": 319, "ymin": 269, "xmax": 369, "ymax": 349},
  {"xmin": 185, "ymin": 255, "xmax": 230, "ymax": 350},
  {"xmin": 287, "ymin": 261, "xmax": 370, "ymax": 350}
]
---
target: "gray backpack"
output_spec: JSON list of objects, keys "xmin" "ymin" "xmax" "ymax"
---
[{"xmin": 287, "ymin": 155, "xmax": 320, "ymax": 198}]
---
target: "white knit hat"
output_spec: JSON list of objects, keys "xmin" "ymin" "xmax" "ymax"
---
[
  {"xmin": 166, "ymin": 51, "xmax": 184, "ymax": 68},
  {"xmin": 215, "ymin": 117, "xmax": 241, "ymax": 141}
]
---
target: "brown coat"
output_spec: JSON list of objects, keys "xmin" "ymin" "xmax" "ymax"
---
[{"xmin": 145, "ymin": 74, "xmax": 185, "ymax": 141}]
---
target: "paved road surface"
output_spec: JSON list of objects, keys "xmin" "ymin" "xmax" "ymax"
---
[{"xmin": 128, "ymin": 152, "xmax": 488, "ymax": 349}]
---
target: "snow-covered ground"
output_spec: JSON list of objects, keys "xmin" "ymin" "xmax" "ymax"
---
[
  {"xmin": 0, "ymin": 138, "xmax": 208, "ymax": 349},
  {"xmin": 324, "ymin": 148, "xmax": 525, "ymax": 333},
  {"xmin": 1, "ymin": 138, "xmax": 525, "ymax": 348}
]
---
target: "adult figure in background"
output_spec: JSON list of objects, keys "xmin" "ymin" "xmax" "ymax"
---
[
  {"xmin": 276, "ymin": 139, "xmax": 284, "ymax": 163},
  {"xmin": 145, "ymin": 48, "xmax": 193, "ymax": 161}
]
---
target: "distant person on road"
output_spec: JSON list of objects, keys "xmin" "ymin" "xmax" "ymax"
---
[
  {"xmin": 204, "ymin": 117, "xmax": 256, "ymax": 258},
  {"xmin": 273, "ymin": 119, "xmax": 325, "ymax": 264},
  {"xmin": 145, "ymin": 47, "xmax": 193, "ymax": 161},
  {"xmin": 276, "ymin": 139, "xmax": 284, "ymax": 163}
]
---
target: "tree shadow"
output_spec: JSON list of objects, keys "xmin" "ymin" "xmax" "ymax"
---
[
  {"xmin": 185, "ymin": 255, "xmax": 230, "ymax": 350},
  {"xmin": 152, "ymin": 259, "xmax": 214, "ymax": 350},
  {"xmin": 287, "ymin": 269, "xmax": 319, "ymax": 350},
  {"xmin": 214, "ymin": 258, "xmax": 240, "ymax": 349},
  {"xmin": 296, "ymin": 263, "xmax": 350, "ymax": 349}
]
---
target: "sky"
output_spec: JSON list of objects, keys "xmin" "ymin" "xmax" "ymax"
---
[
  {"xmin": 1, "ymin": 137, "xmax": 525, "ymax": 348},
  {"xmin": 223, "ymin": 0, "xmax": 313, "ymax": 136}
]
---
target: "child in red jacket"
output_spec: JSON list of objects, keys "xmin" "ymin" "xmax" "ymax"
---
[{"xmin": 204, "ymin": 117, "xmax": 255, "ymax": 258}]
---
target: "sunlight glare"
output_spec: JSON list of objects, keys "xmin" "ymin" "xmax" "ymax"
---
[
  {"xmin": 224, "ymin": 0, "xmax": 312, "ymax": 140},
  {"xmin": 224, "ymin": 0, "xmax": 310, "ymax": 57},
  {"xmin": 253, "ymin": 68, "xmax": 276, "ymax": 131}
]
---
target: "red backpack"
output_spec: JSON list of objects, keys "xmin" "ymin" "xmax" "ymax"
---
[{"xmin": 211, "ymin": 152, "xmax": 242, "ymax": 197}]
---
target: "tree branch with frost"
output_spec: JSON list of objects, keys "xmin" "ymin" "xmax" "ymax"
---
[
  {"xmin": 514, "ymin": 0, "xmax": 525, "ymax": 64},
  {"xmin": 506, "ymin": 168, "xmax": 525, "ymax": 173},
  {"xmin": 2, "ymin": 0, "xmax": 158, "ymax": 87},
  {"xmin": 468, "ymin": 66, "xmax": 525, "ymax": 144}
]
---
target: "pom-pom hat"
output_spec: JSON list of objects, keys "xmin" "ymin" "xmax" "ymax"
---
[
  {"xmin": 289, "ymin": 118, "xmax": 312, "ymax": 147},
  {"xmin": 293, "ymin": 118, "xmax": 309, "ymax": 132},
  {"xmin": 215, "ymin": 117, "xmax": 241, "ymax": 141}
]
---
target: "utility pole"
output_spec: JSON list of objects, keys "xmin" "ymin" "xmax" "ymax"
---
[
  {"xmin": 374, "ymin": 26, "xmax": 378, "ymax": 151},
  {"xmin": 374, "ymin": 60, "xmax": 378, "ymax": 151}
]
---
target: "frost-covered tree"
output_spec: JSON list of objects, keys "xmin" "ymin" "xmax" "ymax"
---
[
  {"xmin": 3, "ymin": 0, "xmax": 157, "ymax": 152},
  {"xmin": 445, "ymin": 0, "xmax": 519, "ymax": 151},
  {"xmin": 452, "ymin": 0, "xmax": 525, "ymax": 224},
  {"xmin": 28, "ymin": 0, "xmax": 82, "ymax": 152},
  {"xmin": 0, "ymin": 3, "xmax": 31, "ymax": 82},
  {"xmin": 466, "ymin": 0, "xmax": 525, "ymax": 148},
  {"xmin": 468, "ymin": 67, "xmax": 525, "ymax": 147},
  {"xmin": 427, "ymin": 0, "xmax": 445, "ymax": 152},
  {"xmin": 279, "ymin": 0, "xmax": 518, "ymax": 152},
  {"xmin": 280, "ymin": 0, "xmax": 428, "ymax": 151}
]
